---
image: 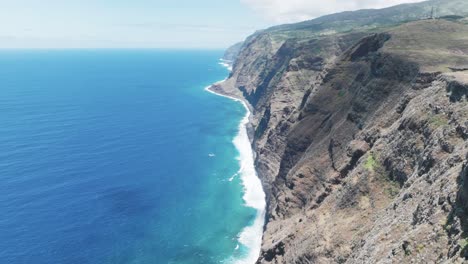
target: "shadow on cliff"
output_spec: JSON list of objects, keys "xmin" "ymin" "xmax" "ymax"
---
[{"xmin": 446, "ymin": 163, "xmax": 468, "ymax": 259}]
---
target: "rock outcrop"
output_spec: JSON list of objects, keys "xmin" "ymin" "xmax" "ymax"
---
[{"xmin": 215, "ymin": 1, "xmax": 468, "ymax": 262}]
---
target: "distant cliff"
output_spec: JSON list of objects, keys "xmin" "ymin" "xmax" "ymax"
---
[
  {"xmin": 222, "ymin": 41, "xmax": 243, "ymax": 64},
  {"xmin": 215, "ymin": 0, "xmax": 468, "ymax": 262}
]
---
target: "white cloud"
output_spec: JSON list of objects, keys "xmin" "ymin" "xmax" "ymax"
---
[{"xmin": 241, "ymin": 0, "xmax": 425, "ymax": 23}]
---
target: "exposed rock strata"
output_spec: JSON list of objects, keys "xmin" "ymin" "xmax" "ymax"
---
[{"xmin": 217, "ymin": 17, "xmax": 468, "ymax": 264}]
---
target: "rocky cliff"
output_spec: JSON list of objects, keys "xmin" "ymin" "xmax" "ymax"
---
[
  {"xmin": 222, "ymin": 42, "xmax": 244, "ymax": 64},
  {"xmin": 214, "ymin": 1, "xmax": 468, "ymax": 263}
]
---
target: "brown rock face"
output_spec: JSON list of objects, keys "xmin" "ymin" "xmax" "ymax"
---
[{"xmin": 218, "ymin": 18, "xmax": 468, "ymax": 263}]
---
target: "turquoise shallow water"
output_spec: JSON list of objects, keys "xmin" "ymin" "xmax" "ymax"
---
[{"xmin": 0, "ymin": 50, "xmax": 258, "ymax": 263}]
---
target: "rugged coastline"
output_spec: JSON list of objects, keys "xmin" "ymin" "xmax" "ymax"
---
[
  {"xmin": 206, "ymin": 77, "xmax": 267, "ymax": 264},
  {"xmin": 219, "ymin": 0, "xmax": 468, "ymax": 263}
]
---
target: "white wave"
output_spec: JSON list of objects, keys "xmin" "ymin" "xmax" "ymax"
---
[
  {"xmin": 229, "ymin": 173, "xmax": 238, "ymax": 182},
  {"xmin": 204, "ymin": 78, "xmax": 228, "ymax": 93},
  {"xmin": 231, "ymin": 99, "xmax": 266, "ymax": 264},
  {"xmin": 218, "ymin": 59, "xmax": 233, "ymax": 71},
  {"xmin": 229, "ymin": 165, "xmax": 242, "ymax": 182},
  {"xmin": 209, "ymin": 153, "xmax": 216, "ymax": 157},
  {"xmin": 206, "ymin": 79, "xmax": 267, "ymax": 264}
]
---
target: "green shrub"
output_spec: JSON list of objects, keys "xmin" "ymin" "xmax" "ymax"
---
[
  {"xmin": 428, "ymin": 114, "xmax": 448, "ymax": 127},
  {"xmin": 364, "ymin": 154, "xmax": 377, "ymax": 171}
]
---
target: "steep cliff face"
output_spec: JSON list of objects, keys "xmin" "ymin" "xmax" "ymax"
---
[
  {"xmin": 245, "ymin": 20, "xmax": 468, "ymax": 263},
  {"xmin": 215, "ymin": 5, "xmax": 468, "ymax": 264},
  {"xmin": 222, "ymin": 41, "xmax": 244, "ymax": 64}
]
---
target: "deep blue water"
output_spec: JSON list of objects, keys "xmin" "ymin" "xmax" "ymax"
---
[{"xmin": 0, "ymin": 50, "xmax": 256, "ymax": 263}]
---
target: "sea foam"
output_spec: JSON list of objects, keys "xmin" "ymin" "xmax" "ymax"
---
[
  {"xmin": 219, "ymin": 59, "xmax": 233, "ymax": 71},
  {"xmin": 205, "ymin": 82, "xmax": 266, "ymax": 264}
]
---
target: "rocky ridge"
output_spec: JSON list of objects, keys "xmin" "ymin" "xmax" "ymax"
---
[{"xmin": 212, "ymin": 2, "xmax": 468, "ymax": 263}]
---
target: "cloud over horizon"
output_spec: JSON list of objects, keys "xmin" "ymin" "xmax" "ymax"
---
[{"xmin": 241, "ymin": 0, "xmax": 425, "ymax": 23}]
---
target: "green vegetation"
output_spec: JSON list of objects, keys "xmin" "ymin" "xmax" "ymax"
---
[
  {"xmin": 443, "ymin": 222, "xmax": 452, "ymax": 232},
  {"xmin": 428, "ymin": 114, "xmax": 448, "ymax": 127},
  {"xmin": 459, "ymin": 238, "xmax": 468, "ymax": 249},
  {"xmin": 338, "ymin": 90, "xmax": 346, "ymax": 98},
  {"xmin": 386, "ymin": 185, "xmax": 400, "ymax": 198},
  {"xmin": 364, "ymin": 154, "xmax": 378, "ymax": 172},
  {"xmin": 416, "ymin": 244, "xmax": 425, "ymax": 253},
  {"xmin": 263, "ymin": 0, "xmax": 468, "ymax": 45},
  {"xmin": 364, "ymin": 153, "xmax": 401, "ymax": 198}
]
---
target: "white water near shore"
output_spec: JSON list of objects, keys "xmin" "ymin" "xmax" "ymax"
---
[
  {"xmin": 205, "ymin": 79, "xmax": 266, "ymax": 264},
  {"xmin": 218, "ymin": 59, "xmax": 233, "ymax": 71}
]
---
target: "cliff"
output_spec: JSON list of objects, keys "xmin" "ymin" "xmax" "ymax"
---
[
  {"xmin": 215, "ymin": 1, "xmax": 468, "ymax": 263},
  {"xmin": 222, "ymin": 41, "xmax": 244, "ymax": 64}
]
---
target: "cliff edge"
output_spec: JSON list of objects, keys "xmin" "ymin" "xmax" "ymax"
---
[{"xmin": 217, "ymin": 1, "xmax": 468, "ymax": 262}]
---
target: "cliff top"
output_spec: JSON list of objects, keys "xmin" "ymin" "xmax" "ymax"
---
[
  {"xmin": 228, "ymin": 0, "xmax": 468, "ymax": 61},
  {"xmin": 383, "ymin": 19, "xmax": 468, "ymax": 72}
]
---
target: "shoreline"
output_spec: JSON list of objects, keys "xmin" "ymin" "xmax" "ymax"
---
[
  {"xmin": 219, "ymin": 59, "xmax": 234, "ymax": 71},
  {"xmin": 205, "ymin": 68, "xmax": 266, "ymax": 264}
]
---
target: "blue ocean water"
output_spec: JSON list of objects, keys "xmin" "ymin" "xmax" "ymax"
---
[{"xmin": 0, "ymin": 50, "xmax": 259, "ymax": 263}]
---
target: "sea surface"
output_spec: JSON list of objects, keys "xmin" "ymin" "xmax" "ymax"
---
[{"xmin": 0, "ymin": 50, "xmax": 264, "ymax": 264}]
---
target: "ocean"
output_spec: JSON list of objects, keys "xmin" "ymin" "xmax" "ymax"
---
[{"xmin": 0, "ymin": 50, "xmax": 265, "ymax": 264}]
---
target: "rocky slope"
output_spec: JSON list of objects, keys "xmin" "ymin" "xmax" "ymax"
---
[
  {"xmin": 214, "ymin": 1, "xmax": 468, "ymax": 263},
  {"xmin": 222, "ymin": 41, "xmax": 243, "ymax": 64}
]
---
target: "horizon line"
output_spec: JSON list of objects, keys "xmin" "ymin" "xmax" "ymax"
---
[{"xmin": 0, "ymin": 47, "xmax": 229, "ymax": 51}]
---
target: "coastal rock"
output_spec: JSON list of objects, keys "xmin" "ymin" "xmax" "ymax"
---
[{"xmin": 218, "ymin": 1, "xmax": 468, "ymax": 262}]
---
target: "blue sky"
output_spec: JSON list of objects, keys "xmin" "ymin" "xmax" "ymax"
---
[
  {"xmin": 0, "ymin": 0, "xmax": 423, "ymax": 49},
  {"xmin": 0, "ymin": 0, "xmax": 269, "ymax": 49}
]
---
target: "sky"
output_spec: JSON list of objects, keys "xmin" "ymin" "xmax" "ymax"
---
[{"xmin": 0, "ymin": 0, "xmax": 425, "ymax": 49}]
